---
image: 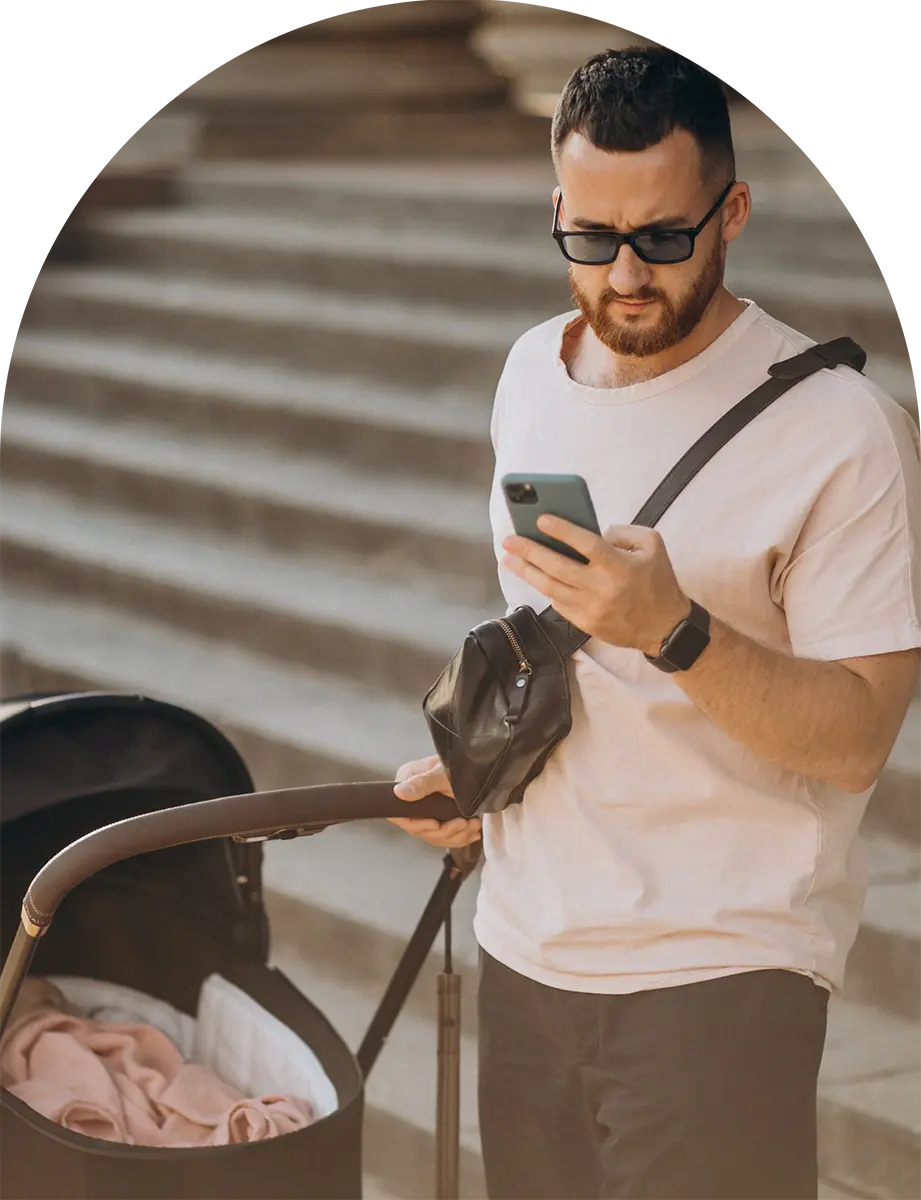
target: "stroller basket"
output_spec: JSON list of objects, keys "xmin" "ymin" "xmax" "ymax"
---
[{"xmin": 0, "ymin": 692, "xmax": 470, "ymax": 1200}]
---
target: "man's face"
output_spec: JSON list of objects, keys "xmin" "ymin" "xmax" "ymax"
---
[{"xmin": 555, "ymin": 129, "xmax": 742, "ymax": 358}]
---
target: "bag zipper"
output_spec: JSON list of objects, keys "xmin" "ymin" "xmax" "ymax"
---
[{"xmin": 495, "ymin": 618, "xmax": 532, "ymax": 674}]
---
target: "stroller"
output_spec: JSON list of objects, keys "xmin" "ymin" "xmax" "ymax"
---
[{"xmin": 0, "ymin": 690, "xmax": 474, "ymax": 1200}]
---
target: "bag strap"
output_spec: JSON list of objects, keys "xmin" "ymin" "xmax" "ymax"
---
[
  {"xmin": 357, "ymin": 845, "xmax": 480, "ymax": 1079},
  {"xmin": 539, "ymin": 336, "xmax": 866, "ymax": 658}
]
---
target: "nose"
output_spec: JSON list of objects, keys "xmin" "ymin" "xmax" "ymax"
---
[{"xmin": 607, "ymin": 243, "xmax": 652, "ymax": 296}]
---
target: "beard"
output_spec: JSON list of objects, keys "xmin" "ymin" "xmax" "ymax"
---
[{"xmin": 569, "ymin": 234, "xmax": 725, "ymax": 359}]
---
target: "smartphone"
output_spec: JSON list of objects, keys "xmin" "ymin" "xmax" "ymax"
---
[{"xmin": 501, "ymin": 473, "xmax": 601, "ymax": 564}]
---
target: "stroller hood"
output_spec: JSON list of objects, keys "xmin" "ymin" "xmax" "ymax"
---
[
  {"xmin": 1, "ymin": 692, "xmax": 265, "ymax": 963},
  {"xmin": 1, "ymin": 692, "xmax": 255, "ymax": 822}
]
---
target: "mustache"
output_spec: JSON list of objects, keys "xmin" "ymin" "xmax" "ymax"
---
[{"xmin": 601, "ymin": 287, "xmax": 663, "ymax": 303}]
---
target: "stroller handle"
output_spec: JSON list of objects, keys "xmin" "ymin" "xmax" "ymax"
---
[
  {"xmin": 0, "ymin": 781, "xmax": 459, "ymax": 1031},
  {"xmin": 24, "ymin": 781, "xmax": 460, "ymax": 932}
]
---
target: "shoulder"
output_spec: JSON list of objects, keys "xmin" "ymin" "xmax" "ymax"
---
[
  {"xmin": 752, "ymin": 308, "xmax": 919, "ymax": 468},
  {"xmin": 499, "ymin": 310, "xmax": 577, "ymax": 383}
]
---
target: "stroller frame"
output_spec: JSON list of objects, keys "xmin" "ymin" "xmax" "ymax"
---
[{"xmin": 0, "ymin": 690, "xmax": 476, "ymax": 1200}]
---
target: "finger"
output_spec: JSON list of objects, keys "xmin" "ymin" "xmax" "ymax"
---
[
  {"xmin": 437, "ymin": 829, "xmax": 482, "ymax": 848},
  {"xmin": 423, "ymin": 824, "xmax": 482, "ymax": 848},
  {"xmin": 394, "ymin": 767, "xmax": 450, "ymax": 800},
  {"xmin": 502, "ymin": 533, "xmax": 588, "ymax": 584},
  {"xmin": 388, "ymin": 815, "xmax": 477, "ymax": 840},
  {"xmin": 387, "ymin": 816, "xmax": 443, "ymax": 834},
  {"xmin": 394, "ymin": 755, "xmax": 438, "ymax": 786},
  {"xmin": 535, "ymin": 515, "xmax": 607, "ymax": 560},
  {"xmin": 502, "ymin": 552, "xmax": 582, "ymax": 606},
  {"xmin": 394, "ymin": 780, "xmax": 454, "ymax": 802},
  {"xmin": 430, "ymin": 818, "xmax": 478, "ymax": 840},
  {"xmin": 410, "ymin": 815, "xmax": 480, "ymax": 838}
]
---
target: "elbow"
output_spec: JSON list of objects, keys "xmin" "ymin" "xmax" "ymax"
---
[
  {"xmin": 835, "ymin": 772, "xmax": 877, "ymax": 795},
  {"xmin": 833, "ymin": 756, "xmax": 885, "ymax": 795}
]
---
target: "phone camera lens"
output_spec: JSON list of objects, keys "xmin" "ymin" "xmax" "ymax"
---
[{"xmin": 506, "ymin": 483, "xmax": 538, "ymax": 504}]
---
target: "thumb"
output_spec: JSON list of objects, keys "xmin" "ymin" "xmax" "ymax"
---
[{"xmin": 394, "ymin": 766, "xmax": 441, "ymax": 800}]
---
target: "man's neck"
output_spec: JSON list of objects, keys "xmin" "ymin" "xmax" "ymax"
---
[{"xmin": 566, "ymin": 288, "xmax": 748, "ymax": 389}]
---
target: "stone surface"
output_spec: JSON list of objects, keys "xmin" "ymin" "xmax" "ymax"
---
[
  {"xmin": 0, "ymin": 403, "xmax": 497, "ymax": 587},
  {"xmin": 6, "ymin": 331, "xmax": 494, "ymax": 487},
  {"xmin": 22, "ymin": 267, "xmax": 523, "ymax": 390},
  {"xmin": 163, "ymin": 1, "xmax": 551, "ymax": 160},
  {"xmin": 470, "ymin": 7, "xmax": 916, "ymax": 117},
  {"xmin": 819, "ymin": 989, "xmax": 921, "ymax": 1195}
]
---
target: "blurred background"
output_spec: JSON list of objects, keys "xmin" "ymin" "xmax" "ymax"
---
[{"xmin": 1, "ymin": 3, "xmax": 917, "ymax": 1198}]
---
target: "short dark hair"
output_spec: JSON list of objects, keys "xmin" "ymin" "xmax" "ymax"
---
[{"xmin": 551, "ymin": 47, "xmax": 735, "ymax": 185}]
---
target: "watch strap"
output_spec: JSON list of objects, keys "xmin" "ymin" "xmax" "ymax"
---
[{"xmin": 644, "ymin": 599, "xmax": 711, "ymax": 672}]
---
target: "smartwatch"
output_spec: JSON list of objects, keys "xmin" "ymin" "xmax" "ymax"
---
[{"xmin": 644, "ymin": 599, "xmax": 711, "ymax": 673}]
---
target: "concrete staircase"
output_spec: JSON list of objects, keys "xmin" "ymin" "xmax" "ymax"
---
[
  {"xmin": 163, "ymin": 2, "xmax": 549, "ymax": 160},
  {"xmin": 2, "ymin": 118, "xmax": 918, "ymax": 1198}
]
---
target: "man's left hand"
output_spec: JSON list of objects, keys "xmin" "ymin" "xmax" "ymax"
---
[{"xmin": 502, "ymin": 515, "xmax": 691, "ymax": 657}]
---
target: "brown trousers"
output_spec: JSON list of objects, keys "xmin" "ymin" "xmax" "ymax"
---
[{"xmin": 477, "ymin": 950, "xmax": 828, "ymax": 1200}]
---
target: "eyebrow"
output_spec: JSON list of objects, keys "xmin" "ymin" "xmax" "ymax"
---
[{"xmin": 569, "ymin": 214, "xmax": 690, "ymax": 232}]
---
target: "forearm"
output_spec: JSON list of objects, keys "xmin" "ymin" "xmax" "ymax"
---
[{"xmin": 670, "ymin": 613, "xmax": 879, "ymax": 792}]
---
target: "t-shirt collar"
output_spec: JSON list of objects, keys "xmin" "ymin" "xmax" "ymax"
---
[{"xmin": 555, "ymin": 299, "xmax": 762, "ymax": 406}]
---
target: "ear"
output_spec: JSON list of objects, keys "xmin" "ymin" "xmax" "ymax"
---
[
  {"xmin": 552, "ymin": 185, "xmax": 561, "ymax": 209},
  {"xmin": 722, "ymin": 181, "xmax": 751, "ymax": 247}
]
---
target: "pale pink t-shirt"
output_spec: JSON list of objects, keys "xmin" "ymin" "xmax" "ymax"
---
[{"xmin": 474, "ymin": 300, "xmax": 920, "ymax": 994}]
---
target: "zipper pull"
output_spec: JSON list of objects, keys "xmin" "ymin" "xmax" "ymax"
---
[{"xmin": 504, "ymin": 666, "xmax": 531, "ymax": 725}]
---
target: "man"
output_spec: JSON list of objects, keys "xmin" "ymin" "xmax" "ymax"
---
[{"xmin": 390, "ymin": 47, "xmax": 921, "ymax": 1200}]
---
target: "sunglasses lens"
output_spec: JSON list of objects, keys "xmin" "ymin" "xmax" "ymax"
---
[
  {"xmin": 632, "ymin": 232, "xmax": 694, "ymax": 263},
  {"xmin": 558, "ymin": 234, "xmax": 621, "ymax": 265},
  {"xmin": 557, "ymin": 230, "xmax": 695, "ymax": 265}
]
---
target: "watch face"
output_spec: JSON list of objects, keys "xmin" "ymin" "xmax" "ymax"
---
[{"xmin": 664, "ymin": 621, "xmax": 710, "ymax": 670}]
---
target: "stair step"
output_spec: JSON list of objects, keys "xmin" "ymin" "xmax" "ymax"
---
[
  {"xmin": 0, "ymin": 402, "xmax": 498, "ymax": 588},
  {"xmin": 174, "ymin": 156, "xmax": 882, "ymax": 280},
  {"xmin": 819, "ymin": 998, "xmax": 920, "ymax": 1200},
  {"xmin": 362, "ymin": 1179, "xmax": 411, "ymax": 1200},
  {"xmin": 191, "ymin": 107, "xmax": 551, "ymax": 162},
  {"xmin": 8, "ymin": 330, "xmax": 495, "ymax": 487},
  {"xmin": 722, "ymin": 262, "xmax": 906, "ymax": 360},
  {"xmin": 0, "ymin": 588, "xmax": 434, "ymax": 791},
  {"xmin": 860, "ymin": 354, "xmax": 917, "ymax": 418},
  {"xmin": 262, "ymin": 819, "xmax": 480, "ymax": 996},
  {"xmin": 864, "ymin": 700, "xmax": 921, "ymax": 845},
  {"xmin": 180, "ymin": 160, "xmax": 560, "ymax": 228},
  {"xmin": 85, "ymin": 205, "xmax": 568, "ymax": 304},
  {"xmin": 23, "ymin": 268, "xmax": 528, "ymax": 389},
  {"xmin": 845, "ymin": 829, "xmax": 920, "ymax": 1023},
  {"xmin": 0, "ymin": 483, "xmax": 495, "ymax": 700},
  {"xmin": 817, "ymin": 1184, "xmax": 871, "ymax": 1200}
]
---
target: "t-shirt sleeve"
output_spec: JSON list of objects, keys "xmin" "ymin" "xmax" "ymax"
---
[{"xmin": 779, "ymin": 392, "xmax": 921, "ymax": 662}]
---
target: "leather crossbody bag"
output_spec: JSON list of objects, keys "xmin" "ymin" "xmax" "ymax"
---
[{"xmin": 422, "ymin": 337, "xmax": 867, "ymax": 819}]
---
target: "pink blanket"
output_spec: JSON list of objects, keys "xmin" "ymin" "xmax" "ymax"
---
[{"xmin": 0, "ymin": 981, "xmax": 316, "ymax": 1147}]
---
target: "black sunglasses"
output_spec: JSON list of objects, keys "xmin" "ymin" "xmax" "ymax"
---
[{"xmin": 552, "ymin": 179, "xmax": 736, "ymax": 266}]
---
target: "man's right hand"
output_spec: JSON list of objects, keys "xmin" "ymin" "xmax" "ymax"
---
[{"xmin": 389, "ymin": 754, "xmax": 482, "ymax": 849}]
